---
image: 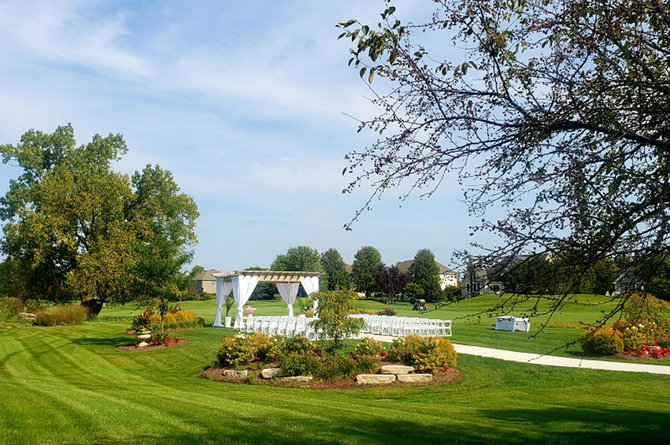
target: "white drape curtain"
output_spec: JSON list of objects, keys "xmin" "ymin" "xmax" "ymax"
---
[
  {"xmin": 299, "ymin": 276, "xmax": 320, "ymax": 316},
  {"xmin": 214, "ymin": 278, "xmax": 233, "ymax": 327},
  {"xmin": 276, "ymin": 283, "xmax": 301, "ymax": 316},
  {"xmin": 233, "ymin": 275, "xmax": 260, "ymax": 328}
]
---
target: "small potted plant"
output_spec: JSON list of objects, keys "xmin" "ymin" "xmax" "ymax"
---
[
  {"xmin": 224, "ymin": 295, "xmax": 235, "ymax": 328},
  {"xmin": 243, "ymin": 305, "xmax": 256, "ymax": 316}
]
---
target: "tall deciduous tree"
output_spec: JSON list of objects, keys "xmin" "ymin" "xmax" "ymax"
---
[
  {"xmin": 338, "ymin": 0, "xmax": 670, "ymax": 323},
  {"xmin": 0, "ymin": 125, "xmax": 198, "ymax": 317},
  {"xmin": 409, "ymin": 249, "xmax": 442, "ymax": 303},
  {"xmin": 271, "ymin": 245, "xmax": 325, "ymax": 291},
  {"xmin": 127, "ymin": 165, "xmax": 199, "ymax": 330},
  {"xmin": 351, "ymin": 246, "xmax": 382, "ymax": 297},
  {"xmin": 320, "ymin": 248, "xmax": 350, "ymax": 291}
]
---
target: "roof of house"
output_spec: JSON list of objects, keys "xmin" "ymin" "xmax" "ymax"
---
[
  {"xmin": 194, "ymin": 269, "xmax": 221, "ymax": 281},
  {"xmin": 396, "ymin": 260, "xmax": 456, "ymax": 275}
]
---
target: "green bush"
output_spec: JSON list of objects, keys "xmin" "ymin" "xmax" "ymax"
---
[
  {"xmin": 314, "ymin": 354, "xmax": 358, "ymax": 381},
  {"xmin": 388, "ymin": 335, "xmax": 457, "ymax": 373},
  {"xmin": 581, "ymin": 327, "xmax": 624, "ymax": 355},
  {"xmin": 35, "ymin": 305, "xmax": 87, "ymax": 326},
  {"xmin": 217, "ymin": 334, "xmax": 255, "ymax": 367},
  {"xmin": 354, "ymin": 337, "xmax": 384, "ymax": 357},
  {"xmin": 249, "ymin": 332, "xmax": 274, "ymax": 361},
  {"xmin": 273, "ymin": 335, "xmax": 318, "ymax": 376},
  {"xmin": 0, "ymin": 297, "xmax": 23, "ymax": 316}
]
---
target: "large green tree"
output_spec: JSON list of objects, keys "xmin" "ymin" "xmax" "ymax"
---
[
  {"xmin": 320, "ymin": 248, "xmax": 350, "ymax": 291},
  {"xmin": 127, "ymin": 165, "xmax": 199, "ymax": 329},
  {"xmin": 0, "ymin": 125, "xmax": 198, "ymax": 316},
  {"xmin": 338, "ymin": 0, "xmax": 670, "ymax": 322},
  {"xmin": 409, "ymin": 249, "xmax": 442, "ymax": 303},
  {"xmin": 351, "ymin": 246, "xmax": 382, "ymax": 297},
  {"xmin": 271, "ymin": 245, "xmax": 325, "ymax": 291}
]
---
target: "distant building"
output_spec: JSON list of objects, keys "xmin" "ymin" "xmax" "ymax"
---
[
  {"xmin": 396, "ymin": 260, "xmax": 459, "ymax": 290},
  {"xmin": 193, "ymin": 268, "xmax": 221, "ymax": 294},
  {"xmin": 461, "ymin": 253, "xmax": 552, "ymax": 298}
]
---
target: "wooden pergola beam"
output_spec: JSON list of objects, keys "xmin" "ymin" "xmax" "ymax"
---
[{"xmin": 213, "ymin": 270, "xmax": 322, "ymax": 283}]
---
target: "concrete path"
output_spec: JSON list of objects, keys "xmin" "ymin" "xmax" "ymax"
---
[{"xmin": 363, "ymin": 334, "xmax": 670, "ymax": 375}]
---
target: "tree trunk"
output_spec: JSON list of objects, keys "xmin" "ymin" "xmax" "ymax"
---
[{"xmin": 81, "ymin": 298, "xmax": 103, "ymax": 318}]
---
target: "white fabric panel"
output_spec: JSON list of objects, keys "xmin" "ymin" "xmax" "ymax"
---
[
  {"xmin": 277, "ymin": 282, "xmax": 300, "ymax": 317},
  {"xmin": 233, "ymin": 275, "xmax": 260, "ymax": 328},
  {"xmin": 299, "ymin": 276, "xmax": 320, "ymax": 316},
  {"xmin": 214, "ymin": 278, "xmax": 233, "ymax": 327}
]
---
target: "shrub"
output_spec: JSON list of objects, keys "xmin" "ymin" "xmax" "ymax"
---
[
  {"xmin": 0, "ymin": 297, "xmax": 23, "ymax": 316},
  {"xmin": 354, "ymin": 337, "xmax": 384, "ymax": 357},
  {"xmin": 24, "ymin": 300, "xmax": 44, "ymax": 314},
  {"xmin": 217, "ymin": 334, "xmax": 255, "ymax": 367},
  {"xmin": 249, "ymin": 332, "xmax": 273, "ymax": 361},
  {"xmin": 388, "ymin": 335, "xmax": 457, "ymax": 373},
  {"xmin": 315, "ymin": 353, "xmax": 358, "ymax": 381},
  {"xmin": 581, "ymin": 327, "xmax": 624, "ymax": 355},
  {"xmin": 35, "ymin": 305, "xmax": 87, "ymax": 326},
  {"xmin": 273, "ymin": 335, "xmax": 318, "ymax": 376},
  {"xmin": 142, "ymin": 310, "xmax": 202, "ymax": 331},
  {"xmin": 376, "ymin": 308, "xmax": 397, "ymax": 316}
]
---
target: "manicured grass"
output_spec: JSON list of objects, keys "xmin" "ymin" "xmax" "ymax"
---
[
  {"xmin": 98, "ymin": 295, "xmax": 670, "ymax": 363},
  {"xmin": 1, "ymin": 321, "xmax": 670, "ymax": 444}
]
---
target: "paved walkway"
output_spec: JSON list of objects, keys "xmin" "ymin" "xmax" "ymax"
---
[{"xmin": 363, "ymin": 334, "xmax": 670, "ymax": 375}]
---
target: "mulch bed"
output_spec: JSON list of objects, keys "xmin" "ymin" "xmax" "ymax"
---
[
  {"xmin": 116, "ymin": 340, "xmax": 190, "ymax": 353},
  {"xmin": 201, "ymin": 361, "xmax": 462, "ymax": 390}
]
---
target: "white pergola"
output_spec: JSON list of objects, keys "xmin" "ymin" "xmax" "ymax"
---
[{"xmin": 212, "ymin": 270, "xmax": 322, "ymax": 328}]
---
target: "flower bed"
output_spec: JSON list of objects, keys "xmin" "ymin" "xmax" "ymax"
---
[
  {"xmin": 206, "ymin": 333, "xmax": 458, "ymax": 389},
  {"xmin": 131, "ymin": 306, "xmax": 204, "ymax": 332}
]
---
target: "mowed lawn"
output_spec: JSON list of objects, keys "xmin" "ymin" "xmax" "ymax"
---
[{"xmin": 1, "ymin": 296, "xmax": 669, "ymax": 444}]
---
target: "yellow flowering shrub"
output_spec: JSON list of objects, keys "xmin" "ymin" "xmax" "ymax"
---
[
  {"xmin": 581, "ymin": 327, "xmax": 624, "ymax": 355},
  {"xmin": 388, "ymin": 334, "xmax": 457, "ymax": 373}
]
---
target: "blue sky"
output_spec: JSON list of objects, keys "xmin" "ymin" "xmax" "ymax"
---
[{"xmin": 0, "ymin": 0, "xmax": 498, "ymax": 272}]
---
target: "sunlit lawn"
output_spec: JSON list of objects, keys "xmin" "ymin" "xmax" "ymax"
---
[
  {"xmin": 100, "ymin": 294, "xmax": 660, "ymax": 361},
  {"xmin": 1, "ymin": 318, "xmax": 670, "ymax": 444}
]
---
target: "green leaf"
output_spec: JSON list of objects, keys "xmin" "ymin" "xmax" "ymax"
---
[{"xmin": 360, "ymin": 67, "xmax": 367, "ymax": 78}]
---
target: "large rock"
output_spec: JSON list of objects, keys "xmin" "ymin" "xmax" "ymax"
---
[
  {"xmin": 275, "ymin": 376, "xmax": 313, "ymax": 383},
  {"xmin": 356, "ymin": 374, "xmax": 396, "ymax": 384},
  {"xmin": 397, "ymin": 374, "xmax": 433, "ymax": 383},
  {"xmin": 261, "ymin": 368, "xmax": 285, "ymax": 379},
  {"xmin": 223, "ymin": 370, "xmax": 248, "ymax": 379},
  {"xmin": 380, "ymin": 365, "xmax": 415, "ymax": 375}
]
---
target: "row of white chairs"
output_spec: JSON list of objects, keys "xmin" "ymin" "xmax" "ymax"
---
[
  {"xmin": 242, "ymin": 315, "xmax": 320, "ymax": 339},
  {"xmin": 349, "ymin": 314, "xmax": 452, "ymax": 337}
]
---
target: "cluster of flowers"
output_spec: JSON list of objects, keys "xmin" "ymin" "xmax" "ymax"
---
[
  {"xmin": 625, "ymin": 342, "xmax": 670, "ymax": 359},
  {"xmin": 134, "ymin": 335, "xmax": 182, "ymax": 348},
  {"xmin": 376, "ymin": 308, "xmax": 397, "ymax": 316}
]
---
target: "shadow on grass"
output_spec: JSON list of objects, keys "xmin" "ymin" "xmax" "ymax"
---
[
  {"xmin": 63, "ymin": 406, "xmax": 670, "ymax": 445},
  {"xmin": 71, "ymin": 336, "xmax": 131, "ymax": 347}
]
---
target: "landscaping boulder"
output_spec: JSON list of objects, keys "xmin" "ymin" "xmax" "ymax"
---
[
  {"xmin": 397, "ymin": 374, "xmax": 433, "ymax": 383},
  {"xmin": 261, "ymin": 368, "xmax": 285, "ymax": 379},
  {"xmin": 380, "ymin": 365, "xmax": 415, "ymax": 375},
  {"xmin": 223, "ymin": 370, "xmax": 248, "ymax": 379},
  {"xmin": 356, "ymin": 374, "xmax": 396, "ymax": 384}
]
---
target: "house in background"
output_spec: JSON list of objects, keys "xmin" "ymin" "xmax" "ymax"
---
[
  {"xmin": 396, "ymin": 260, "xmax": 459, "ymax": 290},
  {"xmin": 193, "ymin": 268, "xmax": 221, "ymax": 294},
  {"xmin": 461, "ymin": 253, "xmax": 552, "ymax": 298}
]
